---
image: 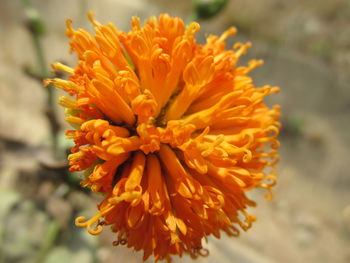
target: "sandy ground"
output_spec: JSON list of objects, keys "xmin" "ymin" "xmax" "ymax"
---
[{"xmin": 0, "ymin": 0, "xmax": 350, "ymax": 263}]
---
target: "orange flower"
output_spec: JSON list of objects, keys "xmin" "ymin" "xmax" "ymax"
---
[{"xmin": 47, "ymin": 13, "xmax": 280, "ymax": 262}]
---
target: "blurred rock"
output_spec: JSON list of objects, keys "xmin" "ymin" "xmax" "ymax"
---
[
  {"xmin": 0, "ymin": 189, "xmax": 20, "ymax": 241},
  {"xmin": 0, "ymin": 167, "xmax": 20, "ymax": 190},
  {"xmin": 203, "ymin": 237, "xmax": 276, "ymax": 263},
  {"xmin": 294, "ymin": 213, "xmax": 320, "ymax": 247},
  {"xmin": 37, "ymin": 149, "xmax": 69, "ymax": 171},
  {"xmin": 46, "ymin": 195, "xmax": 72, "ymax": 228},
  {"xmin": 45, "ymin": 246, "xmax": 72, "ymax": 263},
  {"xmin": 343, "ymin": 205, "xmax": 350, "ymax": 233},
  {"xmin": 37, "ymin": 180, "xmax": 55, "ymax": 200},
  {"xmin": 67, "ymin": 191, "xmax": 91, "ymax": 211},
  {"xmin": 2, "ymin": 200, "xmax": 50, "ymax": 262},
  {"xmin": 72, "ymin": 249, "xmax": 94, "ymax": 263},
  {"xmin": 55, "ymin": 183, "xmax": 70, "ymax": 197},
  {"xmin": 44, "ymin": 246, "xmax": 94, "ymax": 263}
]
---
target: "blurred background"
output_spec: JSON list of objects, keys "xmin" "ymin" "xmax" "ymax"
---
[{"xmin": 0, "ymin": 0, "xmax": 350, "ymax": 262}]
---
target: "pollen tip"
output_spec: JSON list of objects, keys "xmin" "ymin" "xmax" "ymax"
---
[
  {"xmin": 65, "ymin": 19, "xmax": 74, "ymax": 37},
  {"xmin": 187, "ymin": 22, "xmax": 200, "ymax": 35},
  {"xmin": 75, "ymin": 216, "xmax": 87, "ymax": 227},
  {"xmin": 43, "ymin": 79, "xmax": 51, "ymax": 87},
  {"xmin": 51, "ymin": 62, "xmax": 74, "ymax": 74},
  {"xmin": 87, "ymin": 11, "xmax": 100, "ymax": 26}
]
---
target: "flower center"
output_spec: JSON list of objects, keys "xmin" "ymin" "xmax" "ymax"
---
[
  {"xmin": 130, "ymin": 86, "xmax": 197, "ymax": 154},
  {"xmin": 136, "ymin": 120, "xmax": 196, "ymax": 154}
]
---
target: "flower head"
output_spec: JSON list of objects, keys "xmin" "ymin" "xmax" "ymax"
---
[{"xmin": 47, "ymin": 13, "xmax": 280, "ymax": 262}]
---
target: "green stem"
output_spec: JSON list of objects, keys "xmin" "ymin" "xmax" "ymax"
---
[
  {"xmin": 31, "ymin": 32, "xmax": 59, "ymax": 156},
  {"xmin": 21, "ymin": 0, "xmax": 60, "ymax": 158},
  {"xmin": 31, "ymin": 29, "xmax": 53, "ymax": 104}
]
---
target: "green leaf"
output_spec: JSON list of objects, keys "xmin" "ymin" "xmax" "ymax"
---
[{"xmin": 194, "ymin": 0, "xmax": 229, "ymax": 20}]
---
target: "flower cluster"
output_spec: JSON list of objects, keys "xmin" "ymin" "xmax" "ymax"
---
[{"xmin": 46, "ymin": 13, "xmax": 280, "ymax": 262}]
